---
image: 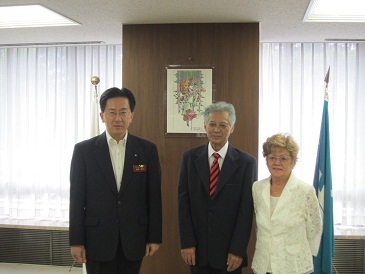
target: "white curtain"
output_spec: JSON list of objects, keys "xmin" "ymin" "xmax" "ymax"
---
[
  {"xmin": 0, "ymin": 45, "xmax": 122, "ymax": 223},
  {"xmin": 260, "ymin": 43, "xmax": 365, "ymax": 226},
  {"xmin": 1, "ymin": 43, "xmax": 364, "ymax": 227}
]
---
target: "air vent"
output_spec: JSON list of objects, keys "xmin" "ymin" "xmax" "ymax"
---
[
  {"xmin": 0, "ymin": 227, "xmax": 76, "ymax": 267},
  {"xmin": 332, "ymin": 238, "xmax": 365, "ymax": 273}
]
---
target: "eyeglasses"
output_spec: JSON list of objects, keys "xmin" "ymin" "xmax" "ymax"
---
[
  {"xmin": 105, "ymin": 111, "xmax": 130, "ymax": 118},
  {"xmin": 267, "ymin": 155, "xmax": 292, "ymax": 163}
]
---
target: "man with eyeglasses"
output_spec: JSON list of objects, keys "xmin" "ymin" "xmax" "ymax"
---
[{"xmin": 69, "ymin": 87, "xmax": 162, "ymax": 274}]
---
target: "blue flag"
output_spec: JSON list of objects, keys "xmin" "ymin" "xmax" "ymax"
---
[{"xmin": 313, "ymin": 68, "xmax": 334, "ymax": 274}]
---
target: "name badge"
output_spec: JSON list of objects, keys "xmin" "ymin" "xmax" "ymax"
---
[{"xmin": 133, "ymin": 164, "xmax": 147, "ymax": 172}]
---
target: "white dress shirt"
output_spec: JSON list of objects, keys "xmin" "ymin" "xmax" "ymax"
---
[
  {"xmin": 106, "ymin": 130, "xmax": 127, "ymax": 191},
  {"xmin": 207, "ymin": 141, "xmax": 229, "ymax": 168}
]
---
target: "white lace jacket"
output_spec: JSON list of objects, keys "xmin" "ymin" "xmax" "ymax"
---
[{"xmin": 251, "ymin": 173, "xmax": 322, "ymax": 274}]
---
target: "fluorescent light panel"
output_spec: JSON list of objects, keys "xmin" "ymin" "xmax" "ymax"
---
[
  {"xmin": 0, "ymin": 4, "xmax": 80, "ymax": 28},
  {"xmin": 304, "ymin": 0, "xmax": 365, "ymax": 22}
]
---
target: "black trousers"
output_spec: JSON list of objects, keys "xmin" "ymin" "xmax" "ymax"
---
[
  {"xmin": 190, "ymin": 264, "xmax": 242, "ymax": 274},
  {"xmin": 86, "ymin": 240, "xmax": 143, "ymax": 274}
]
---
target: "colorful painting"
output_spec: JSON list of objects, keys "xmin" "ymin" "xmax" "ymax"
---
[{"xmin": 166, "ymin": 68, "xmax": 213, "ymax": 134}]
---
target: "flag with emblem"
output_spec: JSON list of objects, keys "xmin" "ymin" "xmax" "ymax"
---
[{"xmin": 313, "ymin": 67, "xmax": 334, "ymax": 274}]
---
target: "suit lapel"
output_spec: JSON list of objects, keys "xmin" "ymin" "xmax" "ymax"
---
[
  {"xmin": 94, "ymin": 132, "xmax": 119, "ymax": 196},
  {"xmin": 214, "ymin": 145, "xmax": 239, "ymax": 197},
  {"xmin": 119, "ymin": 135, "xmax": 140, "ymax": 196},
  {"xmin": 260, "ymin": 179, "xmax": 271, "ymax": 211},
  {"xmin": 194, "ymin": 144, "xmax": 240, "ymax": 197},
  {"xmin": 272, "ymin": 173, "xmax": 296, "ymax": 216},
  {"xmin": 194, "ymin": 145, "xmax": 210, "ymax": 194}
]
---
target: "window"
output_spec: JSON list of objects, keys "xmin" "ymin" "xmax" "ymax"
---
[
  {"xmin": 0, "ymin": 45, "xmax": 122, "ymax": 222},
  {"xmin": 260, "ymin": 43, "xmax": 365, "ymax": 226}
]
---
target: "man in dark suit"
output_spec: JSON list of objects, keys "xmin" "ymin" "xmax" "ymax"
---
[
  {"xmin": 178, "ymin": 101, "xmax": 257, "ymax": 274},
  {"xmin": 69, "ymin": 87, "xmax": 162, "ymax": 274}
]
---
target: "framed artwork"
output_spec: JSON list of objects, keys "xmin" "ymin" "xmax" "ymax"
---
[{"xmin": 165, "ymin": 67, "xmax": 214, "ymax": 136}]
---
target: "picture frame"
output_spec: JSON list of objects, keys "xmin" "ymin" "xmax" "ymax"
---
[{"xmin": 165, "ymin": 66, "xmax": 214, "ymax": 137}]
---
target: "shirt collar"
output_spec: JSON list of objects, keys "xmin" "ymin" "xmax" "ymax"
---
[
  {"xmin": 208, "ymin": 141, "xmax": 228, "ymax": 159},
  {"xmin": 106, "ymin": 130, "xmax": 128, "ymax": 145}
]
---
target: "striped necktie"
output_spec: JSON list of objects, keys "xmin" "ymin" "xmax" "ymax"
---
[{"xmin": 210, "ymin": 153, "xmax": 220, "ymax": 197}]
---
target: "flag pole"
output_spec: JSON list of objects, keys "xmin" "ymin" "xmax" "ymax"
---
[
  {"xmin": 70, "ymin": 79, "xmax": 100, "ymax": 274},
  {"xmin": 90, "ymin": 76, "xmax": 100, "ymax": 138}
]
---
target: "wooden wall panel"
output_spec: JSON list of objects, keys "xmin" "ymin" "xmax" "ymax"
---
[{"xmin": 122, "ymin": 23, "xmax": 259, "ymax": 274}]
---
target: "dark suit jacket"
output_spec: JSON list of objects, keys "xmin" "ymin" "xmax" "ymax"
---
[
  {"xmin": 178, "ymin": 143, "xmax": 257, "ymax": 269},
  {"xmin": 69, "ymin": 132, "xmax": 162, "ymax": 262}
]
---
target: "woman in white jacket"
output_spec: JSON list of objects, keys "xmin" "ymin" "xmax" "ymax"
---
[{"xmin": 252, "ymin": 133, "xmax": 322, "ymax": 274}]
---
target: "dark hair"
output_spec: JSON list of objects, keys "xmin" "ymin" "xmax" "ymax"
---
[{"xmin": 99, "ymin": 87, "xmax": 136, "ymax": 112}]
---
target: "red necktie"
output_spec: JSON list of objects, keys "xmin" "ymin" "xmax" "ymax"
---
[{"xmin": 210, "ymin": 153, "xmax": 220, "ymax": 197}]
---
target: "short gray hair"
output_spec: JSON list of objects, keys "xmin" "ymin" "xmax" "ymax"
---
[{"xmin": 203, "ymin": 101, "xmax": 236, "ymax": 126}]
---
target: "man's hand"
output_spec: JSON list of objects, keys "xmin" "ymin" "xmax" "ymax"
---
[
  {"xmin": 71, "ymin": 245, "xmax": 87, "ymax": 264},
  {"xmin": 145, "ymin": 243, "xmax": 160, "ymax": 256},
  {"xmin": 181, "ymin": 247, "xmax": 196, "ymax": 266},
  {"xmin": 226, "ymin": 253, "xmax": 242, "ymax": 272}
]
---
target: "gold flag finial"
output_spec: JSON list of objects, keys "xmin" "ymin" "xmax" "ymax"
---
[
  {"xmin": 91, "ymin": 76, "xmax": 100, "ymax": 86},
  {"xmin": 90, "ymin": 76, "xmax": 100, "ymax": 98}
]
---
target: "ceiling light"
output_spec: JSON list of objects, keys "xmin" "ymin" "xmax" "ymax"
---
[
  {"xmin": 0, "ymin": 4, "xmax": 80, "ymax": 28},
  {"xmin": 0, "ymin": 41, "xmax": 105, "ymax": 48},
  {"xmin": 304, "ymin": 0, "xmax": 365, "ymax": 22}
]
